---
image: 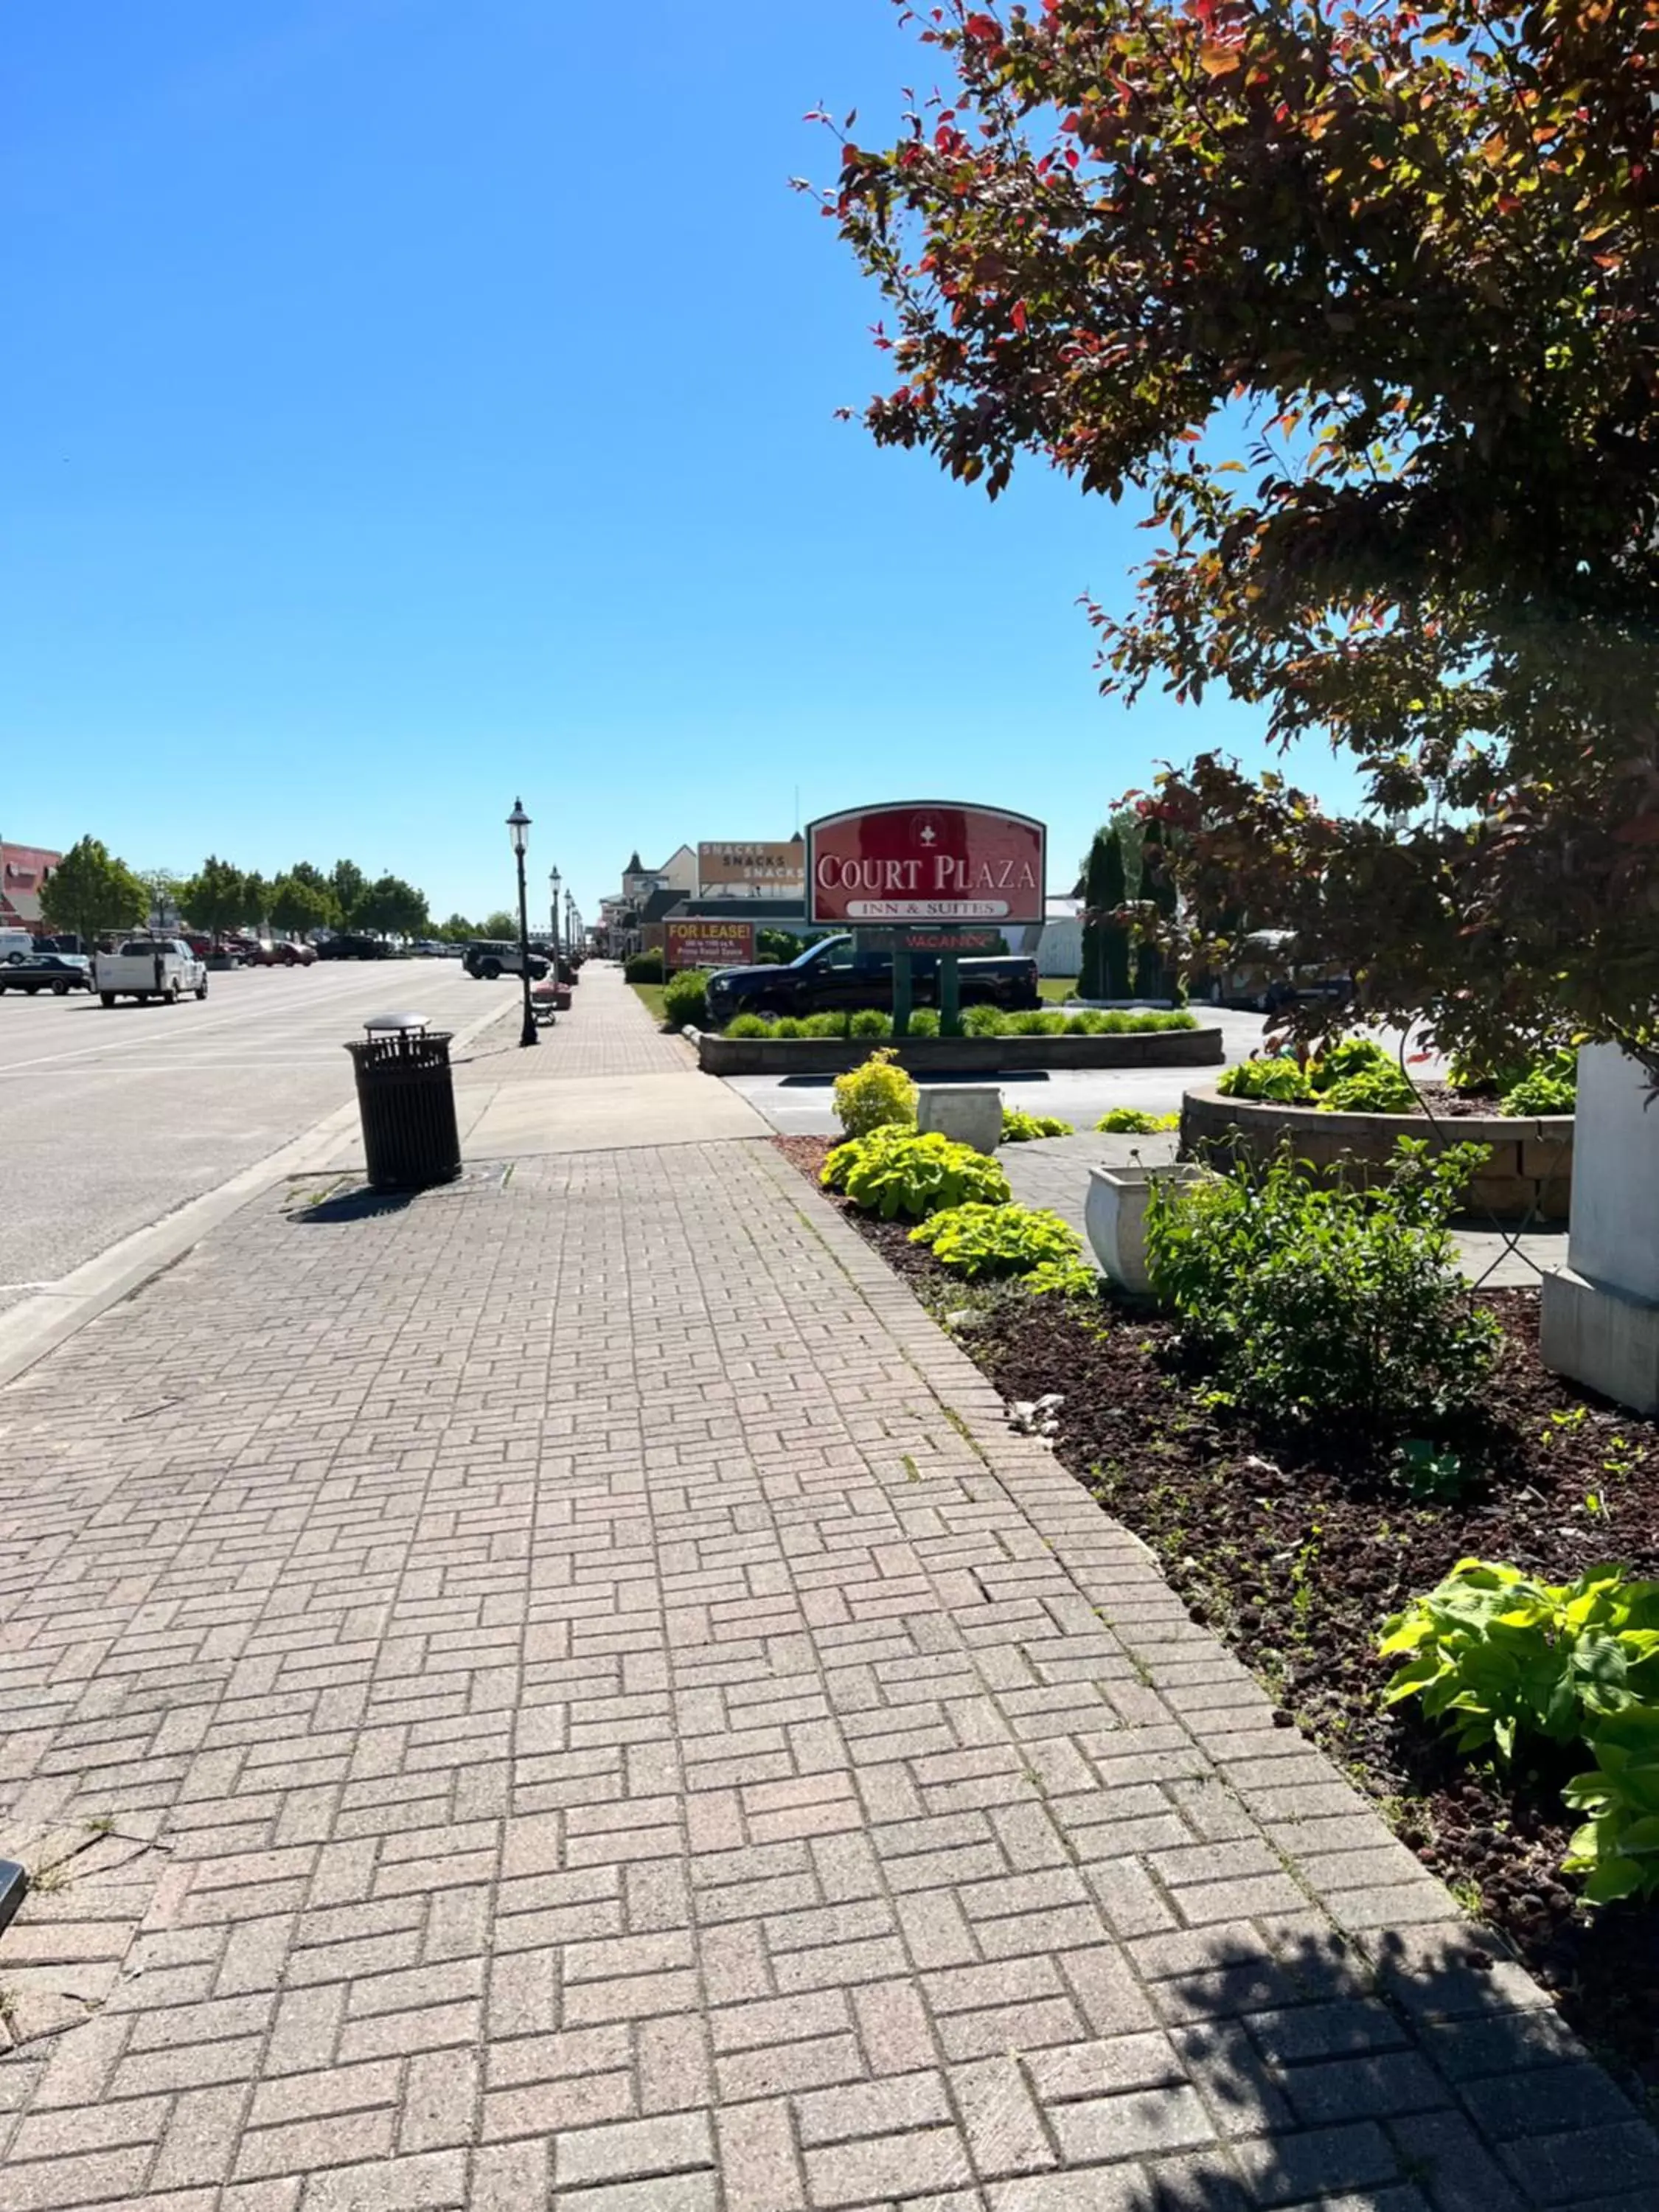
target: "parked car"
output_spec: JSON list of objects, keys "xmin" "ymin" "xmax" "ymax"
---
[
  {"xmin": 246, "ymin": 939, "xmax": 316, "ymax": 967},
  {"xmin": 1199, "ymin": 930, "xmax": 1354, "ymax": 1015},
  {"xmin": 463, "ymin": 939, "xmax": 550, "ymax": 981},
  {"xmin": 0, "ymin": 950, "xmax": 94, "ymax": 995},
  {"xmin": 315, "ymin": 934, "xmax": 397, "ymax": 960},
  {"xmin": 702, "ymin": 933, "xmax": 1040, "ymax": 1026},
  {"xmin": 91, "ymin": 938, "xmax": 209, "ymax": 1006}
]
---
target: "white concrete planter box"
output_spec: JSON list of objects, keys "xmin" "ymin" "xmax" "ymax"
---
[{"xmin": 1086, "ymin": 1163, "xmax": 1207, "ymax": 1296}]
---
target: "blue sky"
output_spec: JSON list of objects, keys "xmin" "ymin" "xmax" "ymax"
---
[{"xmin": 1, "ymin": 1, "xmax": 1352, "ymax": 924}]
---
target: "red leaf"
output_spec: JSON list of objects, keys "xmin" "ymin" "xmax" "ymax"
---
[{"xmin": 1012, "ymin": 300, "xmax": 1029, "ymax": 333}]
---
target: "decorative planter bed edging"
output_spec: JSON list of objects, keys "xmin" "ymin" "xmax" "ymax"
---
[
  {"xmin": 1180, "ymin": 1083, "xmax": 1574, "ymax": 1222},
  {"xmin": 688, "ymin": 1025, "xmax": 1225, "ymax": 1078}
]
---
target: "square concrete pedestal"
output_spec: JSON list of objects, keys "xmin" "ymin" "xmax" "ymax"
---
[
  {"xmin": 916, "ymin": 1086, "xmax": 1002, "ymax": 1155},
  {"xmin": 1540, "ymin": 1043, "xmax": 1659, "ymax": 1414},
  {"xmin": 1540, "ymin": 1267, "xmax": 1659, "ymax": 1416}
]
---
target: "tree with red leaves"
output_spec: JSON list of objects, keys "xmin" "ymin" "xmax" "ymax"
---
[{"xmin": 824, "ymin": 0, "xmax": 1659, "ymax": 1068}]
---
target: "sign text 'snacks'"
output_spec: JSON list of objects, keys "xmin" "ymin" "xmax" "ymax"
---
[{"xmin": 806, "ymin": 804, "xmax": 1046, "ymax": 928}]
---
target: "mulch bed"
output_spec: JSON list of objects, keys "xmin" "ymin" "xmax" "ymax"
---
[{"xmin": 773, "ymin": 1133, "xmax": 1659, "ymax": 2094}]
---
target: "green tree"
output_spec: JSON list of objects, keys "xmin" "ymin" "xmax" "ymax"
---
[
  {"xmin": 178, "ymin": 855, "xmax": 247, "ymax": 942},
  {"xmin": 355, "ymin": 874, "xmax": 428, "ymax": 939},
  {"xmin": 329, "ymin": 860, "xmax": 366, "ymax": 928},
  {"xmin": 481, "ymin": 909, "xmax": 518, "ymax": 940},
  {"xmin": 828, "ymin": 0, "xmax": 1659, "ymax": 1069},
  {"xmin": 1099, "ymin": 827, "xmax": 1130, "ymax": 999},
  {"xmin": 39, "ymin": 837, "xmax": 147, "ymax": 947},
  {"xmin": 271, "ymin": 873, "xmax": 334, "ymax": 938},
  {"xmin": 1078, "ymin": 829, "xmax": 1110, "ymax": 1000},
  {"xmin": 136, "ymin": 869, "xmax": 184, "ymax": 932},
  {"xmin": 241, "ymin": 872, "xmax": 271, "ymax": 931},
  {"xmin": 438, "ymin": 913, "xmax": 476, "ymax": 941},
  {"xmin": 1133, "ymin": 817, "xmax": 1177, "ymax": 999}
]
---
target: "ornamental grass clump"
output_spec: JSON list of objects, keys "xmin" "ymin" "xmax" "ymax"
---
[{"xmin": 1144, "ymin": 1137, "xmax": 1500, "ymax": 1432}]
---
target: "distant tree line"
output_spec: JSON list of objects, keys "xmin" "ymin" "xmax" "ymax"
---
[{"xmin": 39, "ymin": 838, "xmax": 453, "ymax": 946}]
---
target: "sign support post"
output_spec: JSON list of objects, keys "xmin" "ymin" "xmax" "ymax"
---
[
  {"xmin": 939, "ymin": 950, "xmax": 961, "ymax": 1037},
  {"xmin": 891, "ymin": 947, "xmax": 912, "ymax": 1039}
]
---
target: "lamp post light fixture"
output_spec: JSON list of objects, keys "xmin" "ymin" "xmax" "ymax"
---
[
  {"xmin": 566, "ymin": 890, "xmax": 577, "ymax": 960},
  {"xmin": 507, "ymin": 798, "xmax": 538, "ymax": 1049},
  {"xmin": 549, "ymin": 866, "xmax": 562, "ymax": 978}
]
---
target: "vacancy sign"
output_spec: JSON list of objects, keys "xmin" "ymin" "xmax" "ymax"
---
[{"xmin": 807, "ymin": 802, "xmax": 1046, "ymax": 927}]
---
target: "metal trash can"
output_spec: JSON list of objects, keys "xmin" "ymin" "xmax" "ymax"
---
[{"xmin": 344, "ymin": 1013, "xmax": 462, "ymax": 1191}]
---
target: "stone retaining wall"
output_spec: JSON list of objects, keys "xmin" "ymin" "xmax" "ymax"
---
[
  {"xmin": 1180, "ymin": 1083, "xmax": 1574, "ymax": 1221},
  {"xmin": 692, "ymin": 1025, "xmax": 1225, "ymax": 1078}
]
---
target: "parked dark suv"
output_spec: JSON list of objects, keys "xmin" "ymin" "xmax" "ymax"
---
[
  {"xmin": 703, "ymin": 933, "xmax": 1040, "ymax": 1026},
  {"xmin": 463, "ymin": 939, "xmax": 549, "ymax": 982}
]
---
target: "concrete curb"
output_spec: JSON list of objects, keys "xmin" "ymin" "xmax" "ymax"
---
[{"xmin": 0, "ymin": 995, "xmax": 515, "ymax": 1393}]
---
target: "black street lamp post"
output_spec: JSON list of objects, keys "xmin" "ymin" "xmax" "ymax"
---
[
  {"xmin": 507, "ymin": 798, "xmax": 538, "ymax": 1049},
  {"xmin": 549, "ymin": 866, "xmax": 562, "ymax": 978}
]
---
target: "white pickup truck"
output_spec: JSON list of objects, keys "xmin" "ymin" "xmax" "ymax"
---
[{"xmin": 92, "ymin": 938, "xmax": 209, "ymax": 1007}]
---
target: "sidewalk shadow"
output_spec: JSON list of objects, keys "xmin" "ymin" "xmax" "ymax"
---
[
  {"xmin": 289, "ymin": 1187, "xmax": 415, "ymax": 1225},
  {"xmin": 1105, "ymin": 1919, "xmax": 1652, "ymax": 2210}
]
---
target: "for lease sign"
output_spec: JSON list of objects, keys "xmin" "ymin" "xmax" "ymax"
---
[
  {"xmin": 807, "ymin": 803, "xmax": 1046, "ymax": 927},
  {"xmin": 664, "ymin": 919, "xmax": 757, "ymax": 972}
]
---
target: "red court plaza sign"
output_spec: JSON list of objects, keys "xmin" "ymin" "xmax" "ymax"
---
[{"xmin": 807, "ymin": 802, "xmax": 1046, "ymax": 928}]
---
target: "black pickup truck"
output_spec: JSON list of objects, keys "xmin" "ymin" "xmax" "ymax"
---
[{"xmin": 703, "ymin": 933, "xmax": 1040, "ymax": 1025}]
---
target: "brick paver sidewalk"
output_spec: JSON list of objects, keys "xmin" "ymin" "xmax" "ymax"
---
[{"xmin": 0, "ymin": 970, "xmax": 1650, "ymax": 2209}]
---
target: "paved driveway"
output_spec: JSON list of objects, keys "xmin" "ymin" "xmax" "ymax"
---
[{"xmin": 724, "ymin": 1010, "xmax": 1272, "ymax": 1137}]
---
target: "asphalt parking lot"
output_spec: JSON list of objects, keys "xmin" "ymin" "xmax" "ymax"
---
[
  {"xmin": 0, "ymin": 960, "xmax": 511, "ymax": 1299},
  {"xmin": 723, "ymin": 1006, "xmax": 1272, "ymax": 1134}
]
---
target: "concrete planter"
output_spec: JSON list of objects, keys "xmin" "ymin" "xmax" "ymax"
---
[
  {"xmin": 689, "ymin": 1026, "xmax": 1224, "ymax": 1078},
  {"xmin": 1086, "ymin": 1163, "xmax": 1208, "ymax": 1295},
  {"xmin": 1180, "ymin": 1085, "xmax": 1574, "ymax": 1223}
]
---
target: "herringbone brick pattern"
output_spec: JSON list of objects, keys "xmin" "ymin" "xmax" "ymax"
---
[{"xmin": 0, "ymin": 974, "xmax": 1649, "ymax": 2209}]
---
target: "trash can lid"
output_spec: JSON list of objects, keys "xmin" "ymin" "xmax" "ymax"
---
[{"xmin": 364, "ymin": 1012, "xmax": 429, "ymax": 1033}]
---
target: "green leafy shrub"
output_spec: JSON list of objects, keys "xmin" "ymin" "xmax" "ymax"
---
[
  {"xmin": 1001, "ymin": 1107, "xmax": 1074, "ymax": 1142},
  {"xmin": 1096, "ymin": 1107, "xmax": 1179, "ymax": 1134},
  {"xmin": 1501, "ymin": 1056, "xmax": 1578, "ymax": 1117},
  {"xmin": 624, "ymin": 951, "xmax": 664, "ymax": 984},
  {"xmin": 1380, "ymin": 1559, "xmax": 1659, "ymax": 1761},
  {"xmin": 1065, "ymin": 1010, "xmax": 1105, "ymax": 1034},
  {"xmin": 1449, "ymin": 1051, "xmax": 1530, "ymax": 1096},
  {"xmin": 905, "ymin": 1008, "xmax": 940, "ymax": 1037},
  {"xmin": 1217, "ymin": 1057, "xmax": 1314, "ymax": 1102},
  {"xmin": 1026, "ymin": 1256, "xmax": 1100, "ymax": 1295},
  {"xmin": 849, "ymin": 1008, "xmax": 894, "ymax": 1040},
  {"xmin": 802, "ymin": 1011, "xmax": 849, "ymax": 1039},
  {"xmin": 771, "ymin": 1015, "xmax": 805, "ymax": 1039},
  {"xmin": 1381, "ymin": 1559, "xmax": 1659, "ymax": 1904},
  {"xmin": 662, "ymin": 969, "xmax": 709, "ymax": 1029},
  {"xmin": 963, "ymin": 1004, "xmax": 1008, "ymax": 1037},
  {"xmin": 1307, "ymin": 1037, "xmax": 1390, "ymax": 1093},
  {"xmin": 1151, "ymin": 1009, "xmax": 1197, "ymax": 1030},
  {"xmin": 831, "ymin": 1047, "xmax": 917, "ymax": 1139},
  {"xmin": 910, "ymin": 1201, "xmax": 1087, "ymax": 1280},
  {"xmin": 726, "ymin": 1012, "xmax": 769, "ymax": 1037},
  {"xmin": 1564, "ymin": 1708, "xmax": 1659, "ymax": 1902},
  {"xmin": 1145, "ymin": 1137, "xmax": 1500, "ymax": 1429},
  {"xmin": 1010, "ymin": 1009, "xmax": 1066, "ymax": 1036},
  {"xmin": 1319, "ymin": 1062, "xmax": 1419, "ymax": 1114},
  {"xmin": 823, "ymin": 1127, "xmax": 1010, "ymax": 1220}
]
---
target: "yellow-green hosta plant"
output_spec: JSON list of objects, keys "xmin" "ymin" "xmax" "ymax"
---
[{"xmin": 1380, "ymin": 1559, "xmax": 1659, "ymax": 1764}]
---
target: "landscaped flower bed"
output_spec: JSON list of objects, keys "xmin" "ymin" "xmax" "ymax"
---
[
  {"xmin": 774, "ymin": 1130, "xmax": 1659, "ymax": 2093},
  {"xmin": 692, "ymin": 1010, "xmax": 1222, "ymax": 1077}
]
